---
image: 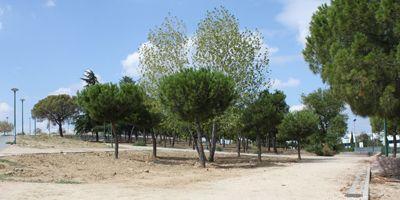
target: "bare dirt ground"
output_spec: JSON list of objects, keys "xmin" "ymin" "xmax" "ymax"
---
[
  {"xmin": 0, "ymin": 136, "xmax": 370, "ymax": 200},
  {"xmin": 370, "ymin": 176, "xmax": 400, "ymax": 200}
]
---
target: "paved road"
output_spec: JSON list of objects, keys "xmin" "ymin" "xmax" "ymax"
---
[{"xmin": 0, "ymin": 135, "xmax": 13, "ymax": 151}]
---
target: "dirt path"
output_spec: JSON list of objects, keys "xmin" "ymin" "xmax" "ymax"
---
[{"xmin": 0, "ymin": 154, "xmax": 367, "ymax": 200}]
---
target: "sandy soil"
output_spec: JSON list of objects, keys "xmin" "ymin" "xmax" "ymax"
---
[
  {"xmin": 370, "ymin": 176, "xmax": 400, "ymax": 200},
  {"xmin": 16, "ymin": 135, "xmax": 107, "ymax": 149},
  {"xmin": 0, "ymin": 150, "xmax": 367, "ymax": 200}
]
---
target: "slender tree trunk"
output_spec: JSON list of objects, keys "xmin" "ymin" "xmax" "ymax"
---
[
  {"xmin": 188, "ymin": 135, "xmax": 192, "ymax": 147},
  {"xmin": 257, "ymin": 131, "xmax": 262, "ymax": 162},
  {"xmin": 58, "ymin": 123, "xmax": 64, "ymax": 137},
  {"xmin": 209, "ymin": 120, "xmax": 217, "ymax": 162},
  {"xmin": 134, "ymin": 130, "xmax": 138, "ymax": 142},
  {"xmin": 222, "ymin": 137, "xmax": 226, "ymax": 148},
  {"xmin": 112, "ymin": 123, "xmax": 119, "ymax": 159},
  {"xmin": 245, "ymin": 138, "xmax": 249, "ymax": 153},
  {"xmin": 297, "ymin": 140, "xmax": 301, "ymax": 160},
  {"xmin": 237, "ymin": 133, "xmax": 241, "ymax": 157},
  {"xmin": 242, "ymin": 137, "xmax": 246, "ymax": 153},
  {"xmin": 273, "ymin": 133, "xmax": 278, "ymax": 154},
  {"xmin": 195, "ymin": 121, "xmax": 206, "ymax": 168},
  {"xmin": 163, "ymin": 134, "xmax": 167, "ymax": 147},
  {"xmin": 172, "ymin": 134, "xmax": 175, "ymax": 147},
  {"xmin": 393, "ymin": 134, "xmax": 397, "ymax": 158},
  {"xmin": 151, "ymin": 130, "xmax": 157, "ymax": 159},
  {"xmin": 95, "ymin": 131, "xmax": 99, "ymax": 142},
  {"xmin": 267, "ymin": 134, "xmax": 271, "ymax": 152}
]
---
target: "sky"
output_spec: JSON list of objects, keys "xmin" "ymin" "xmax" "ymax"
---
[{"xmin": 0, "ymin": 0, "xmax": 370, "ymax": 134}]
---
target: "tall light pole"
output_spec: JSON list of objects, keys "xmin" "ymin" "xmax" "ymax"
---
[
  {"xmin": 353, "ymin": 118, "xmax": 357, "ymax": 147},
  {"xmin": 29, "ymin": 117, "xmax": 32, "ymax": 135},
  {"xmin": 20, "ymin": 98, "xmax": 25, "ymax": 135},
  {"xmin": 11, "ymin": 88, "xmax": 18, "ymax": 144}
]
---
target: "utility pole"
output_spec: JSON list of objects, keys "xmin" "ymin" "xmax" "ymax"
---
[
  {"xmin": 21, "ymin": 98, "xmax": 25, "ymax": 135},
  {"xmin": 29, "ymin": 117, "xmax": 32, "ymax": 135},
  {"xmin": 11, "ymin": 88, "xmax": 18, "ymax": 144}
]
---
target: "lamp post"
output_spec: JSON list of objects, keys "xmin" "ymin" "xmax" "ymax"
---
[
  {"xmin": 11, "ymin": 88, "xmax": 18, "ymax": 144},
  {"xmin": 20, "ymin": 98, "xmax": 25, "ymax": 135}
]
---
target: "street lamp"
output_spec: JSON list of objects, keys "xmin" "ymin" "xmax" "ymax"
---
[
  {"xmin": 21, "ymin": 98, "xmax": 25, "ymax": 135},
  {"xmin": 11, "ymin": 88, "xmax": 18, "ymax": 144}
]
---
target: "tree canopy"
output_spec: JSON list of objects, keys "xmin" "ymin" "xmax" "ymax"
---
[
  {"xmin": 32, "ymin": 94, "xmax": 78, "ymax": 137},
  {"xmin": 159, "ymin": 68, "xmax": 236, "ymax": 167},
  {"xmin": 303, "ymin": 0, "xmax": 400, "ymax": 120},
  {"xmin": 77, "ymin": 83, "xmax": 144, "ymax": 158},
  {"xmin": 278, "ymin": 110, "xmax": 319, "ymax": 160}
]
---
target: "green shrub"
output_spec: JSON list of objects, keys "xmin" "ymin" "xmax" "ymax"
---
[
  {"xmin": 216, "ymin": 146, "xmax": 223, "ymax": 152},
  {"xmin": 133, "ymin": 140, "xmax": 147, "ymax": 146}
]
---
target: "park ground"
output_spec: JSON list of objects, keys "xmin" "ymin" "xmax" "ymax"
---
[{"xmin": 0, "ymin": 135, "xmax": 399, "ymax": 200}]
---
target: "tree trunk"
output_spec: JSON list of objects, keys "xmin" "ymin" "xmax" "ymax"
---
[
  {"xmin": 58, "ymin": 123, "xmax": 64, "ymax": 137},
  {"xmin": 297, "ymin": 140, "xmax": 301, "ymax": 160},
  {"xmin": 267, "ymin": 134, "xmax": 271, "ymax": 152},
  {"xmin": 151, "ymin": 130, "xmax": 157, "ymax": 159},
  {"xmin": 257, "ymin": 131, "xmax": 262, "ymax": 162},
  {"xmin": 273, "ymin": 133, "xmax": 278, "ymax": 154},
  {"xmin": 209, "ymin": 120, "xmax": 217, "ymax": 162},
  {"xmin": 95, "ymin": 131, "xmax": 99, "ymax": 142},
  {"xmin": 134, "ymin": 130, "xmax": 138, "ymax": 142},
  {"xmin": 188, "ymin": 135, "xmax": 192, "ymax": 147},
  {"xmin": 112, "ymin": 123, "xmax": 119, "ymax": 159},
  {"xmin": 172, "ymin": 134, "xmax": 175, "ymax": 147},
  {"xmin": 393, "ymin": 134, "xmax": 397, "ymax": 158},
  {"xmin": 237, "ymin": 133, "xmax": 241, "ymax": 157},
  {"xmin": 195, "ymin": 121, "xmax": 206, "ymax": 168},
  {"xmin": 163, "ymin": 134, "xmax": 167, "ymax": 147},
  {"xmin": 222, "ymin": 137, "xmax": 226, "ymax": 148}
]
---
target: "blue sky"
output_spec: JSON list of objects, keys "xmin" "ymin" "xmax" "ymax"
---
[{"xmin": 0, "ymin": 0, "xmax": 370, "ymax": 134}]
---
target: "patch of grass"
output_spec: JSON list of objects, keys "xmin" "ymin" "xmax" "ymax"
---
[
  {"xmin": 0, "ymin": 159, "xmax": 19, "ymax": 166},
  {"xmin": 5, "ymin": 141, "xmax": 14, "ymax": 145},
  {"xmin": 133, "ymin": 141, "xmax": 147, "ymax": 146},
  {"xmin": 216, "ymin": 146, "xmax": 223, "ymax": 152},
  {"xmin": 55, "ymin": 179, "xmax": 82, "ymax": 184}
]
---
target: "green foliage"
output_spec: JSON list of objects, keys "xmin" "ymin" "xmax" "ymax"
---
[
  {"xmin": 278, "ymin": 110, "xmax": 319, "ymax": 143},
  {"xmin": 194, "ymin": 6, "xmax": 269, "ymax": 105},
  {"xmin": 159, "ymin": 68, "xmax": 236, "ymax": 123},
  {"xmin": 32, "ymin": 94, "xmax": 78, "ymax": 137},
  {"xmin": 216, "ymin": 146, "xmax": 223, "ymax": 152},
  {"xmin": 133, "ymin": 140, "xmax": 147, "ymax": 146},
  {"xmin": 81, "ymin": 69, "xmax": 99, "ymax": 87},
  {"xmin": 302, "ymin": 88, "xmax": 347, "ymax": 154},
  {"xmin": 303, "ymin": 0, "xmax": 400, "ymax": 120},
  {"xmin": 356, "ymin": 133, "xmax": 374, "ymax": 147},
  {"xmin": 77, "ymin": 83, "xmax": 143, "ymax": 124}
]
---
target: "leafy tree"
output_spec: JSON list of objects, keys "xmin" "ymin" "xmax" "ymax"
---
[
  {"xmin": 356, "ymin": 133, "xmax": 374, "ymax": 147},
  {"xmin": 193, "ymin": 6, "xmax": 270, "ymax": 161},
  {"xmin": 159, "ymin": 68, "xmax": 236, "ymax": 167},
  {"xmin": 120, "ymin": 76, "xmax": 135, "ymax": 85},
  {"xmin": 139, "ymin": 14, "xmax": 189, "ymax": 97},
  {"xmin": 278, "ymin": 110, "xmax": 319, "ymax": 160},
  {"xmin": 81, "ymin": 69, "xmax": 99, "ymax": 86},
  {"xmin": 0, "ymin": 121, "xmax": 13, "ymax": 135},
  {"xmin": 77, "ymin": 83, "xmax": 144, "ymax": 159},
  {"xmin": 302, "ymin": 88, "xmax": 348, "ymax": 155},
  {"xmin": 304, "ymin": 0, "xmax": 400, "ymax": 123},
  {"xmin": 32, "ymin": 95, "xmax": 78, "ymax": 137},
  {"xmin": 242, "ymin": 90, "xmax": 288, "ymax": 162}
]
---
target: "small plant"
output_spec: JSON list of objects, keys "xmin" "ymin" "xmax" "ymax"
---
[
  {"xmin": 216, "ymin": 146, "xmax": 223, "ymax": 152},
  {"xmin": 55, "ymin": 179, "xmax": 81, "ymax": 184},
  {"xmin": 133, "ymin": 140, "xmax": 147, "ymax": 146},
  {"xmin": 5, "ymin": 141, "xmax": 14, "ymax": 145},
  {"xmin": 322, "ymin": 144, "xmax": 335, "ymax": 156}
]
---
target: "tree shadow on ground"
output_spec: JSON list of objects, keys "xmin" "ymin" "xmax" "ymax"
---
[{"xmin": 154, "ymin": 154, "xmax": 297, "ymax": 169}]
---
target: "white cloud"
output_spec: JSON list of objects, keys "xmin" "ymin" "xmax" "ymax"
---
[
  {"xmin": 45, "ymin": 0, "xmax": 56, "ymax": 7},
  {"xmin": 271, "ymin": 77, "xmax": 300, "ymax": 89},
  {"xmin": 276, "ymin": 0, "xmax": 329, "ymax": 46},
  {"xmin": 121, "ymin": 51, "xmax": 141, "ymax": 80},
  {"xmin": 270, "ymin": 54, "xmax": 302, "ymax": 66},
  {"xmin": 289, "ymin": 104, "xmax": 305, "ymax": 112},
  {"xmin": 0, "ymin": 102, "xmax": 12, "ymax": 120},
  {"xmin": 50, "ymin": 82, "xmax": 84, "ymax": 96}
]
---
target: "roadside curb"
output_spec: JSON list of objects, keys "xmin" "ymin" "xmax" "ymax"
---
[{"xmin": 362, "ymin": 166, "xmax": 371, "ymax": 200}]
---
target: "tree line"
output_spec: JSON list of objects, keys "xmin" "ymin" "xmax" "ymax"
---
[{"xmin": 30, "ymin": 6, "xmax": 351, "ymax": 166}]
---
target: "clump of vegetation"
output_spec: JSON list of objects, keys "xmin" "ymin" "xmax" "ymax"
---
[{"xmin": 133, "ymin": 140, "xmax": 147, "ymax": 146}]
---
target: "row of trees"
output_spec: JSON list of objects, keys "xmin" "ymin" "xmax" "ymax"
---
[
  {"xmin": 30, "ymin": 6, "xmax": 350, "ymax": 166},
  {"xmin": 304, "ymin": 0, "xmax": 400, "ymax": 157}
]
